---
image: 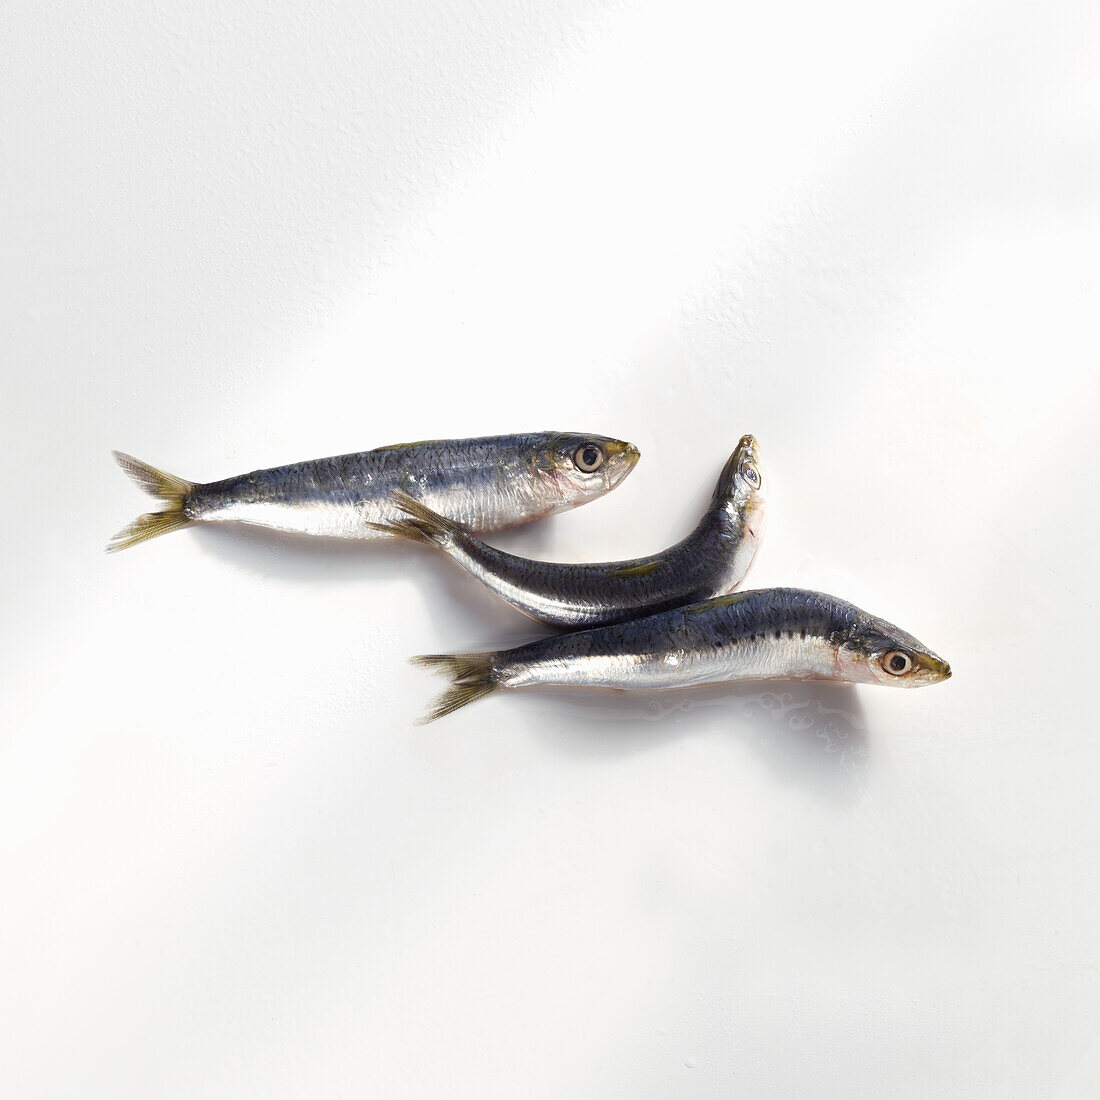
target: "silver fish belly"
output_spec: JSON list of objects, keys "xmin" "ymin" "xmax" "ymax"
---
[
  {"xmin": 108, "ymin": 432, "xmax": 640, "ymax": 552},
  {"xmin": 377, "ymin": 434, "xmax": 767, "ymax": 627}
]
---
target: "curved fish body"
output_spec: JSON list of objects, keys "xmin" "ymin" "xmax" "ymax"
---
[
  {"xmin": 415, "ymin": 588, "xmax": 952, "ymax": 721},
  {"xmin": 107, "ymin": 433, "xmax": 640, "ymax": 552},
  {"xmin": 375, "ymin": 434, "xmax": 767, "ymax": 628}
]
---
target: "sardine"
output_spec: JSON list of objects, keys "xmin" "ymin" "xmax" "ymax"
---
[
  {"xmin": 107, "ymin": 433, "xmax": 640, "ymax": 552},
  {"xmin": 414, "ymin": 588, "xmax": 952, "ymax": 721},
  {"xmin": 373, "ymin": 434, "xmax": 767, "ymax": 628}
]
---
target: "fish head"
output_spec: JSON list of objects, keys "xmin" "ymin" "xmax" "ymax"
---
[
  {"xmin": 534, "ymin": 433, "xmax": 641, "ymax": 508},
  {"xmin": 713, "ymin": 434, "xmax": 767, "ymax": 539},
  {"xmin": 836, "ymin": 612, "xmax": 952, "ymax": 688}
]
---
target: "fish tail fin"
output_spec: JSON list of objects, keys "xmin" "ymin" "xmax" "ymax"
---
[
  {"xmin": 412, "ymin": 652, "xmax": 499, "ymax": 723},
  {"xmin": 366, "ymin": 490, "xmax": 468, "ymax": 548},
  {"xmin": 107, "ymin": 451, "xmax": 197, "ymax": 552},
  {"xmin": 106, "ymin": 510, "xmax": 194, "ymax": 553}
]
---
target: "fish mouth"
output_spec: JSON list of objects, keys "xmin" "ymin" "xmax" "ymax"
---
[
  {"xmin": 604, "ymin": 441, "xmax": 641, "ymax": 488},
  {"xmin": 920, "ymin": 654, "xmax": 952, "ymax": 682},
  {"xmin": 735, "ymin": 434, "xmax": 760, "ymax": 462}
]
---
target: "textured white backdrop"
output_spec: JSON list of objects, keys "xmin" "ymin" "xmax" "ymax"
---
[{"xmin": 3, "ymin": 1, "xmax": 1099, "ymax": 1096}]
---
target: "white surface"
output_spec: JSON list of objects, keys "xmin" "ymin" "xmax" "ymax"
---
[{"xmin": 3, "ymin": 1, "xmax": 1099, "ymax": 1096}]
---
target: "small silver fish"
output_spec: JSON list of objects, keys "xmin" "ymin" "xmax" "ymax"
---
[
  {"xmin": 107, "ymin": 433, "xmax": 640, "ymax": 552},
  {"xmin": 414, "ymin": 588, "xmax": 952, "ymax": 721},
  {"xmin": 372, "ymin": 434, "xmax": 767, "ymax": 628}
]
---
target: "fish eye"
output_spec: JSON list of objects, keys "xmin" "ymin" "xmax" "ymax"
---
[
  {"xmin": 574, "ymin": 444, "xmax": 604, "ymax": 473},
  {"xmin": 740, "ymin": 463, "xmax": 759, "ymax": 486},
  {"xmin": 882, "ymin": 651, "xmax": 912, "ymax": 676}
]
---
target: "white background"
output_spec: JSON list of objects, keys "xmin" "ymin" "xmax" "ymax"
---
[{"xmin": 3, "ymin": 1, "xmax": 1099, "ymax": 1096}]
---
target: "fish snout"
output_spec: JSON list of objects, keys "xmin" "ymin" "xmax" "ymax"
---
[
  {"xmin": 605, "ymin": 441, "xmax": 641, "ymax": 487},
  {"xmin": 922, "ymin": 654, "xmax": 952, "ymax": 682}
]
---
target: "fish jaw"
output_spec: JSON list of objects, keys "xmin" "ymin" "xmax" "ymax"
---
[{"xmin": 604, "ymin": 441, "xmax": 641, "ymax": 490}]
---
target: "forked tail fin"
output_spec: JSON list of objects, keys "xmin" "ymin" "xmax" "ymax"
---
[
  {"xmin": 412, "ymin": 652, "xmax": 499, "ymax": 723},
  {"xmin": 107, "ymin": 451, "xmax": 196, "ymax": 552}
]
